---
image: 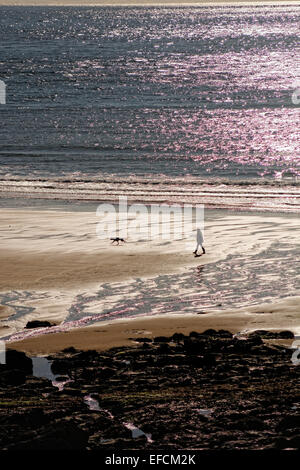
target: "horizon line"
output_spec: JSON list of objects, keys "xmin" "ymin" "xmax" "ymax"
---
[{"xmin": 1, "ymin": 0, "xmax": 300, "ymax": 7}]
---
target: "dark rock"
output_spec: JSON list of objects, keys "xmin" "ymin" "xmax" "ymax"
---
[
  {"xmin": 51, "ymin": 359, "xmax": 70, "ymax": 375},
  {"xmin": 288, "ymin": 435, "xmax": 300, "ymax": 449},
  {"xmin": 247, "ymin": 334, "xmax": 263, "ymax": 346},
  {"xmin": 10, "ymin": 419, "xmax": 89, "ymax": 450},
  {"xmin": 183, "ymin": 338, "xmax": 206, "ymax": 354},
  {"xmin": 172, "ymin": 333, "xmax": 185, "ymax": 343},
  {"xmin": 249, "ymin": 330, "xmax": 270, "ymax": 337},
  {"xmin": 227, "ymin": 416, "xmax": 266, "ymax": 431},
  {"xmin": 76, "ymin": 350, "xmax": 100, "ymax": 361},
  {"xmin": 250, "ymin": 330, "xmax": 294, "ymax": 339},
  {"xmin": 5, "ymin": 408, "xmax": 47, "ymax": 427},
  {"xmin": 26, "ymin": 408, "xmax": 48, "ymax": 426},
  {"xmin": 217, "ymin": 330, "xmax": 233, "ymax": 338},
  {"xmin": 97, "ymin": 367, "xmax": 116, "ymax": 379},
  {"xmin": 0, "ymin": 369, "xmax": 26, "ymax": 386},
  {"xmin": 5, "ymin": 349, "xmax": 33, "ymax": 375},
  {"xmin": 275, "ymin": 435, "xmax": 300, "ymax": 450},
  {"xmin": 153, "ymin": 336, "xmax": 169, "ymax": 343},
  {"xmin": 276, "ymin": 416, "xmax": 300, "ymax": 432},
  {"xmin": 201, "ymin": 329, "xmax": 218, "ymax": 337},
  {"xmin": 0, "ymin": 329, "xmax": 298, "ymax": 451},
  {"xmin": 202, "ymin": 353, "xmax": 217, "ymax": 368},
  {"xmin": 232, "ymin": 338, "xmax": 262, "ymax": 353},
  {"xmin": 188, "ymin": 355, "xmax": 204, "ymax": 368},
  {"xmin": 55, "ymin": 375, "xmax": 70, "ymax": 382},
  {"xmin": 61, "ymin": 387, "xmax": 81, "ymax": 397},
  {"xmin": 81, "ymin": 368, "xmax": 96, "ymax": 381},
  {"xmin": 62, "ymin": 347, "xmax": 78, "ymax": 354},
  {"xmin": 25, "ymin": 320, "xmax": 55, "ymax": 329},
  {"xmin": 278, "ymin": 330, "xmax": 295, "ymax": 339},
  {"xmin": 158, "ymin": 343, "xmax": 170, "ymax": 354},
  {"xmin": 189, "ymin": 331, "xmax": 200, "ymax": 338}
]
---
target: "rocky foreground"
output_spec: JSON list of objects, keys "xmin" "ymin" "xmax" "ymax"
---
[{"xmin": 0, "ymin": 329, "xmax": 299, "ymax": 451}]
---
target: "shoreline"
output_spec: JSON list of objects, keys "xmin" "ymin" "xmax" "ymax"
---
[{"xmin": 1, "ymin": 176, "xmax": 300, "ymax": 214}]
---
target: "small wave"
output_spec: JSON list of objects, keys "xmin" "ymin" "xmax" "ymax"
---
[{"xmin": 0, "ymin": 175, "xmax": 299, "ymax": 213}]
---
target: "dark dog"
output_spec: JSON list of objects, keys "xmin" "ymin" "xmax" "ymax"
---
[{"xmin": 110, "ymin": 237, "xmax": 126, "ymax": 245}]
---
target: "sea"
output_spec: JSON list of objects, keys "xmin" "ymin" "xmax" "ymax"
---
[{"xmin": 0, "ymin": 4, "xmax": 299, "ymax": 212}]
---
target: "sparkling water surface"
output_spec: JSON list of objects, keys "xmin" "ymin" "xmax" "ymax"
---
[{"xmin": 0, "ymin": 5, "xmax": 299, "ymax": 184}]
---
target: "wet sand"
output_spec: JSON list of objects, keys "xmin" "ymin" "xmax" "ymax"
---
[
  {"xmin": 0, "ymin": 249, "xmax": 201, "ymax": 291},
  {"xmin": 0, "ymin": 305, "xmax": 14, "ymax": 320},
  {"xmin": 0, "ymin": 305, "xmax": 14, "ymax": 337},
  {"xmin": 1, "ymin": 207, "xmax": 299, "ymax": 291},
  {"xmin": 0, "ymin": 206, "xmax": 208, "ymax": 291},
  {"xmin": 8, "ymin": 295, "xmax": 300, "ymax": 354}
]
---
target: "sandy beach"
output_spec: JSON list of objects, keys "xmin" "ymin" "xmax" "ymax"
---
[{"xmin": 0, "ymin": 206, "xmax": 299, "ymax": 353}]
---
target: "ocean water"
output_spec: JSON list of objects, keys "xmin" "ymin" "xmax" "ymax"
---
[{"xmin": 0, "ymin": 5, "xmax": 299, "ymax": 210}]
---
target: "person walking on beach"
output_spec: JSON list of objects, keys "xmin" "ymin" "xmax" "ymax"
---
[{"xmin": 193, "ymin": 228, "xmax": 205, "ymax": 256}]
